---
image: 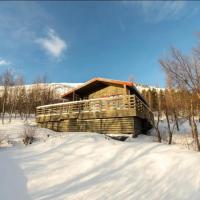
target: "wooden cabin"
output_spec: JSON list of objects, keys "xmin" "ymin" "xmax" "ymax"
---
[{"xmin": 36, "ymin": 77, "xmax": 154, "ymax": 136}]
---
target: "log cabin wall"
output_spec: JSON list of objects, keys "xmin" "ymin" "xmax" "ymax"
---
[
  {"xmin": 37, "ymin": 117, "xmax": 143, "ymax": 135},
  {"xmin": 88, "ymin": 85, "xmax": 126, "ymax": 99}
]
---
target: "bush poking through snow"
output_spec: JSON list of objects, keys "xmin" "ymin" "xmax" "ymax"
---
[
  {"xmin": 22, "ymin": 124, "xmax": 36, "ymax": 145},
  {"xmin": 0, "ymin": 134, "xmax": 6, "ymax": 146}
]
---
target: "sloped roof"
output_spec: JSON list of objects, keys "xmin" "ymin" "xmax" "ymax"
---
[
  {"xmin": 61, "ymin": 77, "xmax": 147, "ymax": 105},
  {"xmin": 61, "ymin": 77, "xmax": 133, "ymax": 97}
]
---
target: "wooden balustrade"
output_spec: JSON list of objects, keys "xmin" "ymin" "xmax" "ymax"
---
[{"xmin": 36, "ymin": 95, "xmax": 153, "ymax": 123}]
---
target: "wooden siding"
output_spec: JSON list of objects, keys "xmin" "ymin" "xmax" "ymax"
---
[
  {"xmin": 88, "ymin": 85, "xmax": 125, "ymax": 99},
  {"xmin": 37, "ymin": 117, "xmax": 145, "ymax": 135}
]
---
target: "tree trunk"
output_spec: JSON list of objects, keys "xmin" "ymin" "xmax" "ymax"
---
[
  {"xmin": 165, "ymin": 111, "xmax": 173, "ymax": 144},
  {"xmin": 2, "ymin": 97, "xmax": 6, "ymax": 124},
  {"xmin": 192, "ymin": 116, "xmax": 200, "ymax": 151},
  {"xmin": 174, "ymin": 111, "xmax": 179, "ymax": 131},
  {"xmin": 156, "ymin": 127, "xmax": 162, "ymax": 143},
  {"xmin": 9, "ymin": 102, "xmax": 15, "ymax": 123},
  {"xmin": 155, "ymin": 111, "xmax": 162, "ymax": 143}
]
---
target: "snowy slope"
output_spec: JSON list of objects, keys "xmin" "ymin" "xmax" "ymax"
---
[
  {"xmin": 51, "ymin": 82, "xmax": 165, "ymax": 93},
  {"xmin": 135, "ymin": 83, "xmax": 165, "ymax": 92},
  {"xmin": 0, "ymin": 82, "xmax": 164, "ymax": 97},
  {"xmin": 0, "ymin": 83, "xmax": 83, "ymax": 96},
  {"xmin": 1, "ymin": 120, "xmax": 200, "ymax": 200}
]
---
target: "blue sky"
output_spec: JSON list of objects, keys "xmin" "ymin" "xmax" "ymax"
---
[{"xmin": 0, "ymin": 1, "xmax": 200, "ymax": 86}]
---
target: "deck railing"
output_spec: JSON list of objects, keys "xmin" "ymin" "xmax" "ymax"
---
[{"xmin": 36, "ymin": 95, "xmax": 154, "ymax": 123}]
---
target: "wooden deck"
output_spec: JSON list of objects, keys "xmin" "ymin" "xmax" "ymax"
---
[{"xmin": 36, "ymin": 95, "xmax": 154, "ymax": 134}]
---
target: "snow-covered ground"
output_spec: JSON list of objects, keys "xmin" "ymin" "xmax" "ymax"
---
[{"xmin": 1, "ymin": 119, "xmax": 200, "ymax": 200}]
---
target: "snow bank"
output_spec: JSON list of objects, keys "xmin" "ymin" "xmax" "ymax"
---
[
  {"xmin": 1, "ymin": 119, "xmax": 200, "ymax": 200},
  {"xmin": 0, "ymin": 118, "xmax": 55, "ymax": 147}
]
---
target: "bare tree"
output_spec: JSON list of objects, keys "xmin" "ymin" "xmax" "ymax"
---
[
  {"xmin": 160, "ymin": 47, "xmax": 200, "ymax": 98},
  {"xmin": 0, "ymin": 70, "xmax": 57, "ymax": 123},
  {"xmin": 162, "ymin": 89, "xmax": 177, "ymax": 144},
  {"xmin": 153, "ymin": 91, "xmax": 162, "ymax": 143},
  {"xmin": 0, "ymin": 69, "xmax": 15, "ymax": 124},
  {"xmin": 160, "ymin": 47, "xmax": 200, "ymax": 151}
]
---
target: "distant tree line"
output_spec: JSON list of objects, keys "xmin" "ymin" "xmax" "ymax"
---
[{"xmin": 0, "ymin": 69, "xmax": 61, "ymax": 124}]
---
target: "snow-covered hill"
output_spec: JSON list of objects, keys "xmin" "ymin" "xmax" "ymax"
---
[
  {"xmin": 0, "ymin": 83, "xmax": 83, "ymax": 97},
  {"xmin": 0, "ymin": 82, "xmax": 164, "ymax": 97},
  {"xmin": 135, "ymin": 83, "xmax": 165, "ymax": 92},
  {"xmin": 52, "ymin": 82, "xmax": 165, "ymax": 94},
  {"xmin": 0, "ymin": 119, "xmax": 200, "ymax": 200},
  {"xmin": 43, "ymin": 82, "xmax": 164, "ymax": 95}
]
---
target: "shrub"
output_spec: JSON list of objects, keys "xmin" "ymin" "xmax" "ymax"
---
[
  {"xmin": 0, "ymin": 134, "xmax": 7, "ymax": 147},
  {"xmin": 22, "ymin": 124, "xmax": 36, "ymax": 145}
]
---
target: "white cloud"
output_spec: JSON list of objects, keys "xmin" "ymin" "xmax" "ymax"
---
[
  {"xmin": 0, "ymin": 58, "xmax": 10, "ymax": 66},
  {"xmin": 36, "ymin": 28, "xmax": 67, "ymax": 59},
  {"xmin": 129, "ymin": 1, "xmax": 190, "ymax": 23}
]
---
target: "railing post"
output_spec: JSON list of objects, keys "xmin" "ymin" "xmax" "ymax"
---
[
  {"xmin": 99, "ymin": 100, "xmax": 102, "ymax": 112},
  {"xmin": 59, "ymin": 105, "xmax": 63, "ymax": 118}
]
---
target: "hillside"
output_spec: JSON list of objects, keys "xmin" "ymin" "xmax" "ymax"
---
[
  {"xmin": 52, "ymin": 82, "xmax": 165, "ymax": 94},
  {"xmin": 0, "ymin": 81, "xmax": 164, "ymax": 97},
  {"xmin": 1, "ymin": 119, "xmax": 200, "ymax": 200}
]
